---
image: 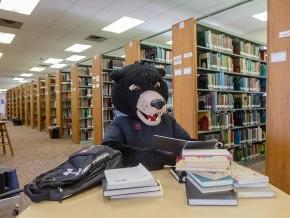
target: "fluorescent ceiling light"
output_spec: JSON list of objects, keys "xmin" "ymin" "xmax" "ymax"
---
[
  {"xmin": 0, "ymin": 32, "xmax": 15, "ymax": 44},
  {"xmin": 20, "ymin": 73, "xmax": 33, "ymax": 77},
  {"xmin": 30, "ymin": 67, "xmax": 45, "ymax": 72},
  {"xmin": 252, "ymin": 11, "xmax": 267, "ymax": 22},
  {"xmin": 13, "ymin": 77, "xmax": 24, "ymax": 81},
  {"xmin": 0, "ymin": 89, "xmax": 7, "ymax": 92},
  {"xmin": 0, "ymin": 53, "xmax": 3, "ymax": 59},
  {"xmin": 19, "ymin": 80, "xmax": 27, "ymax": 83},
  {"xmin": 121, "ymin": 54, "xmax": 125, "ymax": 58},
  {"xmin": 0, "ymin": 0, "xmax": 40, "ymax": 15},
  {"xmin": 65, "ymin": 44, "xmax": 92, "ymax": 53},
  {"xmin": 65, "ymin": 55, "xmax": 86, "ymax": 62},
  {"xmin": 50, "ymin": 63, "xmax": 67, "ymax": 69},
  {"xmin": 44, "ymin": 58, "xmax": 63, "ymax": 64},
  {"xmin": 166, "ymin": 40, "xmax": 172, "ymax": 45},
  {"xmin": 102, "ymin": 16, "xmax": 144, "ymax": 33}
]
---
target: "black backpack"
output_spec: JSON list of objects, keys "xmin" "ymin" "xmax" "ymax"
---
[{"xmin": 24, "ymin": 145, "xmax": 122, "ymax": 202}]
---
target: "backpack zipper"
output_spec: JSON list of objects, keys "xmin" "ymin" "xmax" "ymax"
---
[{"xmin": 58, "ymin": 187, "xmax": 63, "ymax": 203}]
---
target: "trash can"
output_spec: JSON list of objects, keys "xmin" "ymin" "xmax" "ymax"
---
[
  {"xmin": 49, "ymin": 125, "xmax": 59, "ymax": 139},
  {"xmin": 12, "ymin": 118, "xmax": 22, "ymax": 126}
]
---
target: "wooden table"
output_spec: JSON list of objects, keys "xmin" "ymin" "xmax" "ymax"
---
[{"xmin": 19, "ymin": 169, "xmax": 290, "ymax": 218}]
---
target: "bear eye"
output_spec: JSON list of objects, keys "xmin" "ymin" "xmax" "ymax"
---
[
  {"xmin": 129, "ymin": 84, "xmax": 141, "ymax": 91},
  {"xmin": 154, "ymin": 82, "xmax": 160, "ymax": 88}
]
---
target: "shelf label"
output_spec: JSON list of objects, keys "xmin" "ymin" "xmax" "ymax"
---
[
  {"xmin": 279, "ymin": 30, "xmax": 290, "ymax": 39},
  {"xmin": 173, "ymin": 55, "xmax": 182, "ymax": 61},
  {"xmin": 96, "ymin": 75, "xmax": 100, "ymax": 82},
  {"xmin": 96, "ymin": 84, "xmax": 100, "ymax": 88},
  {"xmin": 179, "ymin": 21, "xmax": 184, "ymax": 29},
  {"xmin": 183, "ymin": 67, "xmax": 192, "ymax": 75},
  {"xmin": 183, "ymin": 52, "xmax": 192, "ymax": 59},
  {"xmin": 129, "ymin": 42, "xmax": 133, "ymax": 47},
  {"xmin": 271, "ymin": 51, "xmax": 287, "ymax": 63},
  {"xmin": 174, "ymin": 69, "xmax": 182, "ymax": 76},
  {"xmin": 173, "ymin": 59, "xmax": 182, "ymax": 65}
]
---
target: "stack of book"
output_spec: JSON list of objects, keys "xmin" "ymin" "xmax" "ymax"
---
[
  {"xmin": 231, "ymin": 162, "xmax": 275, "ymax": 198},
  {"xmin": 176, "ymin": 149, "xmax": 238, "ymax": 206},
  {"xmin": 103, "ymin": 164, "xmax": 163, "ymax": 200}
]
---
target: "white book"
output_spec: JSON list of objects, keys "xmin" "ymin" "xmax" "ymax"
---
[
  {"xmin": 182, "ymin": 149, "xmax": 232, "ymax": 160},
  {"xmin": 103, "ymin": 179, "xmax": 161, "ymax": 197},
  {"xmin": 234, "ymin": 182, "xmax": 268, "ymax": 188},
  {"xmin": 234, "ymin": 186, "xmax": 275, "ymax": 198},
  {"xmin": 105, "ymin": 164, "xmax": 156, "ymax": 190},
  {"xmin": 187, "ymin": 175, "xmax": 233, "ymax": 194},
  {"xmin": 230, "ymin": 162, "xmax": 269, "ymax": 185},
  {"xmin": 110, "ymin": 184, "xmax": 163, "ymax": 199}
]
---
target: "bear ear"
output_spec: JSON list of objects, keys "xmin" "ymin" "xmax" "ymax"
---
[
  {"xmin": 157, "ymin": 68, "xmax": 166, "ymax": 77},
  {"xmin": 110, "ymin": 69, "xmax": 124, "ymax": 82}
]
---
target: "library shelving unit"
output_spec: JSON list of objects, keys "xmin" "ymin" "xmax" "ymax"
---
[
  {"xmin": 45, "ymin": 74, "xmax": 56, "ymax": 132},
  {"xmin": 36, "ymin": 78, "xmax": 46, "ymax": 131},
  {"xmin": 15, "ymin": 86, "xmax": 20, "ymax": 119},
  {"xmin": 6, "ymin": 89, "xmax": 12, "ymax": 120},
  {"xmin": 24, "ymin": 83, "xmax": 31, "ymax": 127},
  {"xmin": 56, "ymin": 70, "xmax": 72, "ymax": 137},
  {"xmin": 19, "ymin": 85, "xmax": 26, "ymax": 124},
  {"xmin": 12, "ymin": 87, "xmax": 16, "ymax": 119},
  {"xmin": 30, "ymin": 81, "xmax": 38, "ymax": 128},
  {"xmin": 171, "ymin": 18, "xmax": 267, "ymax": 162},
  {"xmin": 125, "ymin": 39, "xmax": 173, "ymax": 112},
  {"xmin": 92, "ymin": 54, "xmax": 125, "ymax": 144},
  {"xmin": 71, "ymin": 64, "xmax": 93, "ymax": 144}
]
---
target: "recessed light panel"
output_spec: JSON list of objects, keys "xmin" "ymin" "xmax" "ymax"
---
[
  {"xmin": 252, "ymin": 11, "xmax": 267, "ymax": 22},
  {"xmin": 50, "ymin": 63, "xmax": 67, "ymax": 69},
  {"xmin": 30, "ymin": 67, "xmax": 45, "ymax": 72},
  {"xmin": 65, "ymin": 44, "xmax": 92, "ymax": 53},
  {"xmin": 20, "ymin": 73, "xmax": 33, "ymax": 77},
  {"xmin": 102, "ymin": 16, "xmax": 144, "ymax": 33},
  {"xmin": 65, "ymin": 55, "xmax": 86, "ymax": 62},
  {"xmin": 166, "ymin": 40, "xmax": 172, "ymax": 45},
  {"xmin": 44, "ymin": 58, "xmax": 63, "ymax": 64},
  {"xmin": 0, "ymin": 89, "xmax": 7, "ymax": 92},
  {"xmin": 0, "ymin": 32, "xmax": 15, "ymax": 44},
  {"xmin": 0, "ymin": 0, "xmax": 40, "ymax": 15},
  {"xmin": 13, "ymin": 77, "xmax": 24, "ymax": 81}
]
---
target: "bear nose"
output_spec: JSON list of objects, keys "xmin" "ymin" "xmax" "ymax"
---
[{"xmin": 151, "ymin": 99, "xmax": 165, "ymax": 110}]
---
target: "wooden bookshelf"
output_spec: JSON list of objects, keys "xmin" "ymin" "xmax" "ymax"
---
[
  {"xmin": 30, "ymin": 81, "xmax": 38, "ymax": 128},
  {"xmin": 6, "ymin": 89, "xmax": 12, "ymax": 120},
  {"xmin": 125, "ymin": 39, "xmax": 140, "ymax": 65},
  {"xmin": 16, "ymin": 86, "xmax": 20, "ymax": 119},
  {"xmin": 171, "ymin": 18, "xmax": 267, "ymax": 162},
  {"xmin": 19, "ymin": 85, "xmax": 25, "ymax": 123},
  {"xmin": 45, "ymin": 74, "xmax": 56, "ymax": 132},
  {"xmin": 92, "ymin": 54, "xmax": 125, "ymax": 144},
  {"xmin": 11, "ymin": 87, "xmax": 16, "ymax": 119},
  {"xmin": 266, "ymin": 0, "xmax": 290, "ymax": 194},
  {"xmin": 25, "ymin": 83, "xmax": 31, "ymax": 127},
  {"xmin": 56, "ymin": 70, "xmax": 71, "ymax": 137},
  {"xmin": 71, "ymin": 64, "xmax": 93, "ymax": 144},
  {"xmin": 36, "ymin": 78, "xmax": 46, "ymax": 131}
]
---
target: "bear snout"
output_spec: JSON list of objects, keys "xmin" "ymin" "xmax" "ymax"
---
[{"xmin": 151, "ymin": 99, "xmax": 165, "ymax": 110}]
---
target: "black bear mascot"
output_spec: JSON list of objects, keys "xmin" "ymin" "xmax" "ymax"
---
[{"xmin": 102, "ymin": 62, "xmax": 192, "ymax": 170}]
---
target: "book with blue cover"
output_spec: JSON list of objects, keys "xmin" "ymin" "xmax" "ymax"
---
[{"xmin": 188, "ymin": 172, "xmax": 233, "ymax": 187}]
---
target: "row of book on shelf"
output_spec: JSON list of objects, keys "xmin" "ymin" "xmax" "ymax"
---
[
  {"xmin": 197, "ymin": 28, "xmax": 266, "ymax": 60},
  {"xmin": 198, "ymin": 110, "xmax": 266, "ymax": 131},
  {"xmin": 198, "ymin": 93, "xmax": 265, "ymax": 110},
  {"xmin": 101, "ymin": 142, "xmax": 273, "ymax": 205},
  {"xmin": 140, "ymin": 45, "xmax": 172, "ymax": 63},
  {"xmin": 198, "ymin": 72, "xmax": 266, "ymax": 92}
]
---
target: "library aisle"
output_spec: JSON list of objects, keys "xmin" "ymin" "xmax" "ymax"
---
[{"xmin": 0, "ymin": 123, "xmax": 83, "ymax": 212}]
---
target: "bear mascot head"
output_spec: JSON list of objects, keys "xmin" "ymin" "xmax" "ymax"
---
[
  {"xmin": 110, "ymin": 61, "xmax": 169, "ymax": 125},
  {"xmin": 103, "ymin": 61, "xmax": 191, "ymax": 170}
]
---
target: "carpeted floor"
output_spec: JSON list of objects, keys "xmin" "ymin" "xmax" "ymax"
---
[
  {"xmin": 0, "ymin": 122, "xmax": 266, "ymax": 214},
  {"xmin": 0, "ymin": 122, "xmax": 83, "ymax": 213}
]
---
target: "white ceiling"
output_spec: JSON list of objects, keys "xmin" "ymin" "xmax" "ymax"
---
[{"xmin": 0, "ymin": 0, "xmax": 267, "ymax": 89}]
